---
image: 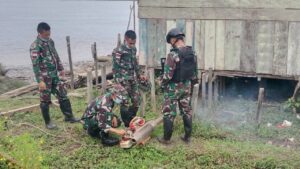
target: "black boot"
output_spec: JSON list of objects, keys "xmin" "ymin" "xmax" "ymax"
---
[
  {"xmin": 128, "ymin": 106, "xmax": 138, "ymax": 122},
  {"xmin": 59, "ymin": 99, "xmax": 80, "ymax": 123},
  {"xmin": 120, "ymin": 105, "xmax": 131, "ymax": 127},
  {"xmin": 99, "ymin": 131, "xmax": 120, "ymax": 146},
  {"xmin": 157, "ymin": 117, "xmax": 173, "ymax": 145},
  {"xmin": 40, "ymin": 102, "xmax": 57, "ymax": 129},
  {"xmin": 181, "ymin": 114, "xmax": 192, "ymax": 143}
]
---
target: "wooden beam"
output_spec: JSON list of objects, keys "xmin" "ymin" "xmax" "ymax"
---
[
  {"xmin": 139, "ymin": 7, "xmax": 300, "ymax": 21},
  {"xmin": 139, "ymin": 0, "xmax": 300, "ymax": 9}
]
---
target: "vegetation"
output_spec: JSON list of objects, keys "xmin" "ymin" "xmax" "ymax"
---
[{"xmin": 0, "ymin": 88, "xmax": 300, "ymax": 169}]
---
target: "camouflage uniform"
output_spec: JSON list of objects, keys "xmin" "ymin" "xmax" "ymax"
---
[
  {"xmin": 82, "ymin": 93, "xmax": 114, "ymax": 134},
  {"xmin": 161, "ymin": 46, "xmax": 198, "ymax": 141},
  {"xmin": 30, "ymin": 36, "xmax": 78, "ymax": 128},
  {"xmin": 30, "ymin": 36, "xmax": 67, "ymax": 102},
  {"xmin": 112, "ymin": 44, "xmax": 141, "ymax": 126}
]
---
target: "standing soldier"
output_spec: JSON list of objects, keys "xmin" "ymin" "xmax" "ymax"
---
[
  {"xmin": 81, "ymin": 84, "xmax": 127, "ymax": 146},
  {"xmin": 112, "ymin": 30, "xmax": 145, "ymax": 127},
  {"xmin": 158, "ymin": 28, "xmax": 198, "ymax": 144},
  {"xmin": 30, "ymin": 22, "xmax": 79, "ymax": 129}
]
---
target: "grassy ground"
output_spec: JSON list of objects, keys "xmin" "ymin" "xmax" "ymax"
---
[{"xmin": 0, "ymin": 89, "xmax": 300, "ymax": 169}]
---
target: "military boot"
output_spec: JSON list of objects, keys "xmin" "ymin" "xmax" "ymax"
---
[
  {"xmin": 40, "ymin": 102, "xmax": 57, "ymax": 129},
  {"xmin": 157, "ymin": 117, "xmax": 173, "ymax": 145},
  {"xmin": 181, "ymin": 114, "xmax": 192, "ymax": 143},
  {"xmin": 120, "ymin": 105, "xmax": 131, "ymax": 127},
  {"xmin": 59, "ymin": 99, "xmax": 80, "ymax": 123},
  {"xmin": 99, "ymin": 131, "xmax": 120, "ymax": 146},
  {"xmin": 128, "ymin": 106, "xmax": 138, "ymax": 123}
]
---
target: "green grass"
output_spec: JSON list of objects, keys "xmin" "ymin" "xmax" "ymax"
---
[{"xmin": 1, "ymin": 90, "xmax": 300, "ymax": 169}]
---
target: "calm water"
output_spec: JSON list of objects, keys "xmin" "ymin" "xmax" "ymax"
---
[{"xmin": 0, "ymin": 0, "xmax": 133, "ymax": 67}]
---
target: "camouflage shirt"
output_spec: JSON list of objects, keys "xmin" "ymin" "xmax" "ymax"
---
[
  {"xmin": 82, "ymin": 93, "xmax": 114, "ymax": 131},
  {"xmin": 162, "ymin": 46, "xmax": 198, "ymax": 86},
  {"xmin": 112, "ymin": 44, "xmax": 141, "ymax": 82},
  {"xmin": 30, "ymin": 36, "xmax": 64, "ymax": 83}
]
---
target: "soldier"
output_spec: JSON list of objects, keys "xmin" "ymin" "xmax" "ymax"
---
[
  {"xmin": 158, "ymin": 28, "xmax": 198, "ymax": 144},
  {"xmin": 30, "ymin": 22, "xmax": 79, "ymax": 129},
  {"xmin": 81, "ymin": 84, "xmax": 128, "ymax": 146},
  {"xmin": 112, "ymin": 30, "xmax": 145, "ymax": 127}
]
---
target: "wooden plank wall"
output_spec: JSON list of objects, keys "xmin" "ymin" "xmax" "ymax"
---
[{"xmin": 138, "ymin": 0, "xmax": 300, "ymax": 76}]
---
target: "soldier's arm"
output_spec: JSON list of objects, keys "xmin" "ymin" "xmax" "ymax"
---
[
  {"xmin": 161, "ymin": 52, "xmax": 176, "ymax": 85},
  {"xmin": 107, "ymin": 128, "xmax": 126, "ymax": 136},
  {"xmin": 51, "ymin": 40, "xmax": 64, "ymax": 71},
  {"xmin": 133, "ymin": 55, "xmax": 141, "ymax": 79},
  {"xmin": 112, "ymin": 48, "xmax": 123, "ymax": 67},
  {"xmin": 30, "ymin": 43, "xmax": 43, "ymax": 83}
]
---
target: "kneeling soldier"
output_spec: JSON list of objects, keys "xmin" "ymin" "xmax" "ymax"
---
[{"xmin": 82, "ymin": 84, "xmax": 128, "ymax": 146}]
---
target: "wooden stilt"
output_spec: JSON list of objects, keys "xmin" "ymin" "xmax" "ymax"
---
[
  {"xmin": 208, "ymin": 68, "xmax": 213, "ymax": 113},
  {"xmin": 256, "ymin": 88, "xmax": 265, "ymax": 124},
  {"xmin": 192, "ymin": 84, "xmax": 200, "ymax": 118},
  {"xmin": 149, "ymin": 68, "xmax": 156, "ymax": 113},
  {"xmin": 201, "ymin": 72, "xmax": 206, "ymax": 107},
  {"xmin": 214, "ymin": 76, "xmax": 219, "ymax": 102}
]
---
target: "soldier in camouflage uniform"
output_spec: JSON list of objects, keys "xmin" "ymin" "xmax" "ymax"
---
[
  {"xmin": 158, "ymin": 28, "xmax": 198, "ymax": 144},
  {"xmin": 82, "ymin": 84, "xmax": 127, "ymax": 146},
  {"xmin": 30, "ymin": 22, "xmax": 79, "ymax": 129},
  {"xmin": 112, "ymin": 30, "xmax": 145, "ymax": 127}
]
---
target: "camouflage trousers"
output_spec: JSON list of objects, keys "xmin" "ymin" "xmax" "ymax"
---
[
  {"xmin": 118, "ymin": 79, "xmax": 141, "ymax": 109},
  {"xmin": 162, "ymin": 81, "xmax": 192, "ymax": 120},
  {"xmin": 40, "ymin": 72, "xmax": 68, "ymax": 103}
]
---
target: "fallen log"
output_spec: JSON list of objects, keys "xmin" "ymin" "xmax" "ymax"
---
[
  {"xmin": 0, "ymin": 101, "xmax": 59, "ymax": 116},
  {"xmin": 0, "ymin": 84, "xmax": 38, "ymax": 99}
]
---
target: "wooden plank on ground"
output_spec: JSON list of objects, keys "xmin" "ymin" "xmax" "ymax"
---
[
  {"xmin": 273, "ymin": 21, "xmax": 288, "ymax": 75},
  {"xmin": 139, "ymin": 19, "xmax": 148, "ymax": 65},
  {"xmin": 139, "ymin": 7, "xmax": 300, "ymax": 22},
  {"xmin": 204, "ymin": 20, "xmax": 216, "ymax": 70},
  {"xmin": 224, "ymin": 20, "xmax": 242, "ymax": 71},
  {"xmin": 194, "ymin": 20, "xmax": 205, "ymax": 69},
  {"xmin": 0, "ymin": 84, "xmax": 38, "ymax": 98},
  {"xmin": 215, "ymin": 20, "xmax": 225, "ymax": 70},
  {"xmin": 287, "ymin": 22, "xmax": 300, "ymax": 75},
  {"xmin": 256, "ymin": 21, "xmax": 274, "ymax": 74},
  {"xmin": 139, "ymin": 0, "xmax": 300, "ymax": 9},
  {"xmin": 240, "ymin": 21, "xmax": 256, "ymax": 72}
]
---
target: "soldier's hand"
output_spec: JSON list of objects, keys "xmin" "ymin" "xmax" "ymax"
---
[
  {"xmin": 118, "ymin": 129, "xmax": 126, "ymax": 136},
  {"xmin": 38, "ymin": 81, "xmax": 46, "ymax": 91}
]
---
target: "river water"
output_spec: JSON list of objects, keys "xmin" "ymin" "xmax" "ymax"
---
[{"xmin": 0, "ymin": 0, "xmax": 133, "ymax": 67}]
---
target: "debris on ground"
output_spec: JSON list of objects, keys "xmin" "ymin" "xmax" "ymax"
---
[
  {"xmin": 267, "ymin": 123, "xmax": 272, "ymax": 127},
  {"xmin": 276, "ymin": 120, "xmax": 292, "ymax": 128}
]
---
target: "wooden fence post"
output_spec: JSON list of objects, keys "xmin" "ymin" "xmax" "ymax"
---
[
  {"xmin": 87, "ymin": 70, "xmax": 93, "ymax": 103},
  {"xmin": 92, "ymin": 42, "xmax": 99, "ymax": 87},
  {"xmin": 100, "ymin": 63, "xmax": 107, "ymax": 94},
  {"xmin": 66, "ymin": 36, "xmax": 74, "ymax": 90}
]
